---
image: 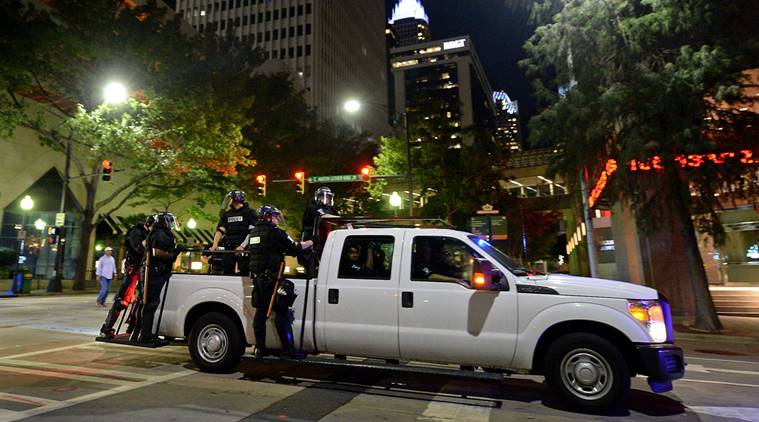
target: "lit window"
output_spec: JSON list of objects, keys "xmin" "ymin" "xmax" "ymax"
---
[
  {"xmin": 441, "ymin": 73, "xmax": 450, "ymax": 80},
  {"xmin": 446, "ymin": 111, "xmax": 452, "ymax": 118},
  {"xmin": 200, "ymin": 10, "xmax": 206, "ymax": 16}
]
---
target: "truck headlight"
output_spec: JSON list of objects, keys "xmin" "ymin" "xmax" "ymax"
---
[{"xmin": 628, "ymin": 300, "xmax": 667, "ymax": 343}]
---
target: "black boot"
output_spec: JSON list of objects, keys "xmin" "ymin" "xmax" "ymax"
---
[
  {"xmin": 276, "ymin": 320, "xmax": 304, "ymax": 360},
  {"xmin": 253, "ymin": 346, "xmax": 265, "ymax": 359}
]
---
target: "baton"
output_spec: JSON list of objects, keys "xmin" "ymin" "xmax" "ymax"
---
[{"xmin": 266, "ymin": 261, "xmax": 286, "ymax": 318}]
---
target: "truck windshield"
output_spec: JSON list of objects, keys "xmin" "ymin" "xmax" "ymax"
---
[{"xmin": 468, "ymin": 236, "xmax": 530, "ymax": 277}]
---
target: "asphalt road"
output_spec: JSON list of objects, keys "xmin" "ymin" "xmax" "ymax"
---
[{"xmin": 1, "ymin": 295, "xmax": 759, "ymax": 422}]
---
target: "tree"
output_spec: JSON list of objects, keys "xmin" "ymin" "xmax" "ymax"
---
[
  {"xmin": 1, "ymin": 0, "xmax": 259, "ymax": 287},
  {"xmin": 520, "ymin": 0, "xmax": 759, "ymax": 331},
  {"xmin": 370, "ymin": 90, "xmax": 509, "ymax": 227},
  {"xmin": 237, "ymin": 72, "xmax": 377, "ymax": 233}
]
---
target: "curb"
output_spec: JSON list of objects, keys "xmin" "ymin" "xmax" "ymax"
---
[{"xmin": 675, "ymin": 332, "xmax": 759, "ymax": 345}]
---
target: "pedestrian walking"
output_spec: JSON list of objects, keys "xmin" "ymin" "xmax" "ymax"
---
[{"xmin": 96, "ymin": 246, "xmax": 117, "ymax": 307}]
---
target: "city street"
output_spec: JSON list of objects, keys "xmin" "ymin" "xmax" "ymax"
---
[{"xmin": 0, "ymin": 295, "xmax": 758, "ymax": 422}]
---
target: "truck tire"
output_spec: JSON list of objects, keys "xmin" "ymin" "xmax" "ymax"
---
[
  {"xmin": 543, "ymin": 332, "xmax": 630, "ymax": 413},
  {"xmin": 189, "ymin": 312, "xmax": 245, "ymax": 373}
]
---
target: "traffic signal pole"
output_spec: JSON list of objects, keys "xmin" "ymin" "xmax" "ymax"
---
[{"xmin": 49, "ymin": 136, "xmax": 71, "ymax": 292}]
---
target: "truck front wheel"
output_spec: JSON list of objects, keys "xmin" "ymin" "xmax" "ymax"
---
[
  {"xmin": 544, "ymin": 333, "xmax": 630, "ymax": 413},
  {"xmin": 189, "ymin": 312, "xmax": 245, "ymax": 373}
]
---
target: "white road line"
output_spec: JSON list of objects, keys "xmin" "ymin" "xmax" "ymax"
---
[
  {"xmin": 0, "ymin": 393, "xmax": 59, "ymax": 407},
  {"xmin": 688, "ymin": 406, "xmax": 759, "ymax": 422},
  {"xmin": 0, "ymin": 368, "xmax": 195, "ymax": 422},
  {"xmin": 679, "ymin": 378, "xmax": 759, "ymax": 389},
  {"xmin": 686, "ymin": 364, "xmax": 759, "ymax": 376},
  {"xmin": 0, "ymin": 365, "xmax": 132, "ymax": 386},
  {"xmin": 0, "ymin": 342, "xmax": 93, "ymax": 361},
  {"xmin": 0, "ymin": 359, "xmax": 153, "ymax": 382},
  {"xmin": 687, "ymin": 356, "xmax": 759, "ymax": 365},
  {"xmin": 420, "ymin": 381, "xmax": 492, "ymax": 422}
]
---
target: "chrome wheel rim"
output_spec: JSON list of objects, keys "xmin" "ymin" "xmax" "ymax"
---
[
  {"xmin": 197, "ymin": 324, "xmax": 228, "ymax": 364},
  {"xmin": 560, "ymin": 348, "xmax": 613, "ymax": 400}
]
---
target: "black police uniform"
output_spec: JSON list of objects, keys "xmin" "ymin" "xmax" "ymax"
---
[
  {"xmin": 100, "ymin": 223, "xmax": 149, "ymax": 336},
  {"xmin": 136, "ymin": 225, "xmax": 177, "ymax": 342},
  {"xmin": 217, "ymin": 204, "xmax": 258, "ymax": 275},
  {"xmin": 300, "ymin": 199, "xmax": 338, "ymax": 242},
  {"xmin": 248, "ymin": 220, "xmax": 302, "ymax": 355}
]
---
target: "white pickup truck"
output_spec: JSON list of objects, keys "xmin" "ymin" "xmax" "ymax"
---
[{"xmin": 156, "ymin": 225, "xmax": 684, "ymax": 412}]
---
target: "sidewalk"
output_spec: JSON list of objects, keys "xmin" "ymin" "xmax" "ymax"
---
[
  {"xmin": 0, "ymin": 278, "xmax": 101, "ymax": 297},
  {"xmin": 675, "ymin": 316, "xmax": 759, "ymax": 344}
]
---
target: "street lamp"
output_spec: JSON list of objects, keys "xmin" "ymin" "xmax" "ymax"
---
[
  {"xmin": 389, "ymin": 192, "xmax": 403, "ymax": 217},
  {"xmin": 12, "ymin": 195, "xmax": 34, "ymax": 294},
  {"xmin": 20, "ymin": 195, "xmax": 34, "ymax": 210},
  {"xmin": 103, "ymin": 81, "xmax": 128, "ymax": 105},
  {"xmin": 34, "ymin": 219, "xmax": 47, "ymax": 231},
  {"xmin": 186, "ymin": 218, "xmax": 197, "ymax": 230},
  {"xmin": 344, "ymin": 99, "xmax": 414, "ymax": 216}
]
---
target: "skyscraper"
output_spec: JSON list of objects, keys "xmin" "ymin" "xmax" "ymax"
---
[
  {"xmin": 390, "ymin": 35, "xmax": 498, "ymax": 145},
  {"xmin": 175, "ymin": 0, "xmax": 389, "ymax": 135},
  {"xmin": 387, "ymin": 0, "xmax": 431, "ymax": 47},
  {"xmin": 493, "ymin": 90, "xmax": 522, "ymax": 151}
]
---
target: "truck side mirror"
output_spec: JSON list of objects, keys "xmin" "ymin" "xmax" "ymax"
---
[{"xmin": 471, "ymin": 258, "xmax": 502, "ymax": 291}]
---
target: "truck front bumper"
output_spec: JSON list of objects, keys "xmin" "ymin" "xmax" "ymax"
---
[{"xmin": 636, "ymin": 344, "xmax": 685, "ymax": 393}]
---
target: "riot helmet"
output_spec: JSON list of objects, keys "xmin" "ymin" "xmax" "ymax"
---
[
  {"xmin": 154, "ymin": 212, "xmax": 179, "ymax": 231},
  {"xmin": 145, "ymin": 215, "xmax": 156, "ymax": 227},
  {"xmin": 258, "ymin": 205, "xmax": 285, "ymax": 226},
  {"xmin": 314, "ymin": 186, "xmax": 334, "ymax": 206},
  {"xmin": 223, "ymin": 190, "xmax": 247, "ymax": 209}
]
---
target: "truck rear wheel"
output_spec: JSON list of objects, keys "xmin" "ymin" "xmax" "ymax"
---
[
  {"xmin": 189, "ymin": 312, "xmax": 245, "ymax": 373},
  {"xmin": 544, "ymin": 332, "xmax": 630, "ymax": 413}
]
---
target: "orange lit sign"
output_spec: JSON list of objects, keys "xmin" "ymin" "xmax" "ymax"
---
[{"xmin": 588, "ymin": 159, "xmax": 617, "ymax": 208}]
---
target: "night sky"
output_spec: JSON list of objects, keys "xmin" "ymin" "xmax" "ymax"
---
[{"xmin": 388, "ymin": 0, "xmax": 537, "ymax": 123}]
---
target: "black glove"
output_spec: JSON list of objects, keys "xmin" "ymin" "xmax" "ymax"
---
[{"xmin": 174, "ymin": 244, "xmax": 188, "ymax": 254}]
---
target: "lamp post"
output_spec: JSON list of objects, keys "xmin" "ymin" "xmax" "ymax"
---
[
  {"xmin": 344, "ymin": 100, "xmax": 414, "ymax": 216},
  {"xmin": 12, "ymin": 196, "xmax": 34, "ymax": 294},
  {"xmin": 389, "ymin": 191, "xmax": 402, "ymax": 217},
  {"xmin": 50, "ymin": 81, "xmax": 129, "ymax": 292}
]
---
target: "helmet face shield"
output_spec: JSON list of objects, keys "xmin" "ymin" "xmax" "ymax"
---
[
  {"xmin": 155, "ymin": 212, "xmax": 179, "ymax": 231},
  {"xmin": 258, "ymin": 205, "xmax": 285, "ymax": 226},
  {"xmin": 315, "ymin": 187, "xmax": 334, "ymax": 206},
  {"xmin": 223, "ymin": 190, "xmax": 246, "ymax": 209}
]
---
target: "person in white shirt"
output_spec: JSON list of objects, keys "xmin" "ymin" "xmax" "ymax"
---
[{"xmin": 96, "ymin": 247, "xmax": 117, "ymax": 307}]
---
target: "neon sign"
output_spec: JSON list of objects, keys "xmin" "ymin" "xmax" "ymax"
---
[
  {"xmin": 589, "ymin": 150, "xmax": 758, "ymax": 208},
  {"xmin": 630, "ymin": 150, "xmax": 757, "ymax": 171},
  {"xmin": 588, "ymin": 159, "xmax": 618, "ymax": 208}
]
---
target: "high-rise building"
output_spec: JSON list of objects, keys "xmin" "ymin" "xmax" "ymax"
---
[
  {"xmin": 493, "ymin": 90, "xmax": 522, "ymax": 151},
  {"xmin": 175, "ymin": 0, "xmax": 389, "ymax": 135},
  {"xmin": 387, "ymin": 0, "xmax": 430, "ymax": 47},
  {"xmin": 390, "ymin": 35, "xmax": 498, "ymax": 145}
]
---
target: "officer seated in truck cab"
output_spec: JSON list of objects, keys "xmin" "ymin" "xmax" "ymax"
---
[{"xmin": 411, "ymin": 239, "xmax": 462, "ymax": 282}]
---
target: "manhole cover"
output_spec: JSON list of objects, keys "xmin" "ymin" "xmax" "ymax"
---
[{"xmin": 693, "ymin": 349, "xmax": 747, "ymax": 356}]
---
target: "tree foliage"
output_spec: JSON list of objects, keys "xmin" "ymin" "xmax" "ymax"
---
[
  {"xmin": 520, "ymin": 0, "xmax": 759, "ymax": 330},
  {"xmin": 1, "ymin": 0, "xmax": 261, "ymax": 286}
]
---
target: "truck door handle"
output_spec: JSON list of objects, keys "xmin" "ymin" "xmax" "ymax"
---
[
  {"xmin": 402, "ymin": 291, "xmax": 413, "ymax": 308},
  {"xmin": 328, "ymin": 288, "xmax": 339, "ymax": 304}
]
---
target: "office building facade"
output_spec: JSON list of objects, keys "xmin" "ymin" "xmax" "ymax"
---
[
  {"xmin": 175, "ymin": 0, "xmax": 389, "ymax": 135},
  {"xmin": 493, "ymin": 90, "xmax": 522, "ymax": 151},
  {"xmin": 390, "ymin": 35, "xmax": 497, "ymax": 145}
]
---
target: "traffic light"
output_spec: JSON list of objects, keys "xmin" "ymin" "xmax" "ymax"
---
[
  {"xmin": 102, "ymin": 160, "xmax": 113, "ymax": 182},
  {"xmin": 294, "ymin": 171, "xmax": 306, "ymax": 194},
  {"xmin": 256, "ymin": 175, "xmax": 267, "ymax": 197},
  {"xmin": 360, "ymin": 165, "xmax": 374, "ymax": 188}
]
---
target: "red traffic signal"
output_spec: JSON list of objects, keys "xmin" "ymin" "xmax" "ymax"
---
[
  {"xmin": 256, "ymin": 175, "xmax": 267, "ymax": 197},
  {"xmin": 360, "ymin": 165, "xmax": 374, "ymax": 184},
  {"xmin": 294, "ymin": 171, "xmax": 305, "ymax": 194},
  {"xmin": 102, "ymin": 160, "xmax": 113, "ymax": 182}
]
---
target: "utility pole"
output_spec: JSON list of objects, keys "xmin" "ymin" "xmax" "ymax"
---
[{"xmin": 403, "ymin": 113, "xmax": 413, "ymax": 217}]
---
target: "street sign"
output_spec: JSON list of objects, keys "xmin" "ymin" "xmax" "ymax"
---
[
  {"xmin": 476, "ymin": 204, "xmax": 499, "ymax": 215},
  {"xmin": 471, "ymin": 216, "xmax": 507, "ymax": 241},
  {"xmin": 17, "ymin": 230, "xmax": 27, "ymax": 240},
  {"xmin": 55, "ymin": 213, "xmax": 66, "ymax": 226},
  {"xmin": 308, "ymin": 174, "xmax": 362, "ymax": 183}
]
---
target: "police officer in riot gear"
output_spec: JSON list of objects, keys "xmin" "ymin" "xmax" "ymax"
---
[
  {"xmin": 136, "ymin": 212, "xmax": 185, "ymax": 343},
  {"xmin": 99, "ymin": 215, "xmax": 155, "ymax": 338},
  {"xmin": 301, "ymin": 187, "xmax": 339, "ymax": 242},
  {"xmin": 211, "ymin": 190, "xmax": 258, "ymax": 275},
  {"xmin": 245, "ymin": 205, "xmax": 313, "ymax": 359}
]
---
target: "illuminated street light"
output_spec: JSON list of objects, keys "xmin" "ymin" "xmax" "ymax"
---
[
  {"xmin": 20, "ymin": 195, "xmax": 34, "ymax": 210},
  {"xmin": 103, "ymin": 81, "xmax": 128, "ymax": 105},
  {"xmin": 186, "ymin": 218, "xmax": 197, "ymax": 230},
  {"xmin": 34, "ymin": 219, "xmax": 47, "ymax": 231},
  {"xmin": 389, "ymin": 192, "xmax": 403, "ymax": 208},
  {"xmin": 343, "ymin": 99, "xmax": 361, "ymax": 113}
]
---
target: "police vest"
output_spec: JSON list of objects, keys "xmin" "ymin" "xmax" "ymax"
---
[
  {"xmin": 221, "ymin": 206, "xmax": 256, "ymax": 246},
  {"xmin": 248, "ymin": 222, "xmax": 281, "ymax": 274}
]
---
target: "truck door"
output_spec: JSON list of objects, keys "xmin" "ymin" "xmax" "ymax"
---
[
  {"xmin": 323, "ymin": 233, "xmax": 400, "ymax": 358},
  {"xmin": 398, "ymin": 235, "xmax": 518, "ymax": 368}
]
